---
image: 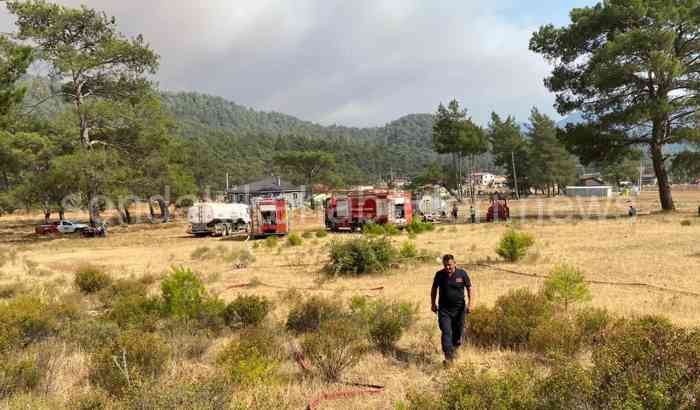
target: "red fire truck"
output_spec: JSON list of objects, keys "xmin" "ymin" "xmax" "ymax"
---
[
  {"xmin": 249, "ymin": 198, "xmax": 290, "ymax": 237},
  {"xmin": 324, "ymin": 190, "xmax": 413, "ymax": 232}
]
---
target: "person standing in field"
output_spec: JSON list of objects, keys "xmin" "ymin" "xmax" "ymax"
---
[
  {"xmin": 451, "ymin": 203, "xmax": 459, "ymax": 223},
  {"xmin": 431, "ymin": 254, "xmax": 474, "ymax": 365}
]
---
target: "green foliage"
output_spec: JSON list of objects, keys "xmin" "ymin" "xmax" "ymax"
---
[
  {"xmin": 121, "ymin": 376, "xmax": 231, "ymax": 410},
  {"xmin": 301, "ymin": 231, "xmax": 313, "ymax": 239},
  {"xmin": 89, "ymin": 330, "xmax": 171, "ymax": 396},
  {"xmin": 286, "ymin": 296, "xmax": 345, "ymax": 334},
  {"xmin": 575, "ymin": 307, "xmax": 612, "ymax": 346},
  {"xmin": 66, "ymin": 389, "xmax": 116, "ymax": 410},
  {"xmin": 349, "ymin": 296, "xmax": 417, "ymax": 352},
  {"xmin": 325, "ymin": 237, "xmax": 398, "ymax": 276},
  {"xmin": 264, "ymin": 236, "xmax": 278, "ymax": 248},
  {"xmin": 466, "ymin": 288, "xmax": 552, "ymax": 349},
  {"xmin": 0, "ymin": 296, "xmax": 57, "ymax": 351},
  {"xmin": 437, "ymin": 364, "xmax": 538, "ymax": 410},
  {"xmin": 223, "ymin": 295, "xmax": 272, "ymax": 328},
  {"xmin": 488, "ymin": 113, "xmax": 530, "ymax": 195},
  {"xmin": 108, "ymin": 294, "xmax": 161, "ymax": 331},
  {"xmin": 590, "ymin": 316, "xmax": 700, "ymax": 409},
  {"xmin": 61, "ymin": 318, "xmax": 120, "ymax": 353},
  {"xmin": 362, "ymin": 222, "xmax": 386, "ymax": 236},
  {"xmin": 681, "ymin": 219, "xmax": 692, "ymax": 227},
  {"xmin": 0, "ymin": 36, "xmax": 33, "ymax": 117},
  {"xmin": 160, "ymin": 266, "xmax": 207, "ymax": 319},
  {"xmin": 217, "ymin": 328, "xmax": 280, "ymax": 386},
  {"xmin": 286, "ymin": 232, "xmax": 303, "ymax": 247},
  {"xmin": 405, "ymin": 220, "xmax": 434, "ymax": 235},
  {"xmin": 315, "ymin": 230, "xmax": 328, "ymax": 238},
  {"xmin": 530, "ymin": 316, "xmax": 584, "ymax": 356},
  {"xmin": 525, "ymin": 108, "xmax": 577, "ymax": 193},
  {"xmin": 301, "ymin": 318, "xmax": 368, "ymax": 381},
  {"xmin": 496, "ymin": 229, "xmax": 534, "ymax": 262},
  {"xmin": 74, "ymin": 265, "xmax": 112, "ymax": 294},
  {"xmin": 399, "ymin": 241, "xmax": 418, "ymax": 259},
  {"xmin": 0, "ymin": 351, "xmax": 45, "ymax": 399},
  {"xmin": 535, "ymin": 362, "xmax": 594, "ymax": 410},
  {"xmin": 543, "ymin": 264, "xmax": 591, "ymax": 312}
]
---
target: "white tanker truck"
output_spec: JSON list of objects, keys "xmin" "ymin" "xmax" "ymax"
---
[{"xmin": 187, "ymin": 202, "xmax": 251, "ymax": 237}]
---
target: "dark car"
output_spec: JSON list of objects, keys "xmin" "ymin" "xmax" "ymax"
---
[{"xmin": 35, "ymin": 221, "xmax": 60, "ymax": 235}]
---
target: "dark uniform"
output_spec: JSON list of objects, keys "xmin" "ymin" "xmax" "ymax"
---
[{"xmin": 432, "ymin": 268, "xmax": 471, "ymax": 360}]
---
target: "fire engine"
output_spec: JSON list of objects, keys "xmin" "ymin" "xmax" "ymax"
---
[
  {"xmin": 324, "ymin": 190, "xmax": 413, "ymax": 231},
  {"xmin": 249, "ymin": 198, "xmax": 290, "ymax": 237}
]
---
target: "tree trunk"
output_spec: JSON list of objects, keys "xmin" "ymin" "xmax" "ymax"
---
[
  {"xmin": 44, "ymin": 210, "xmax": 51, "ymax": 223},
  {"xmin": 89, "ymin": 203, "xmax": 99, "ymax": 227},
  {"xmin": 149, "ymin": 202, "xmax": 155, "ymax": 220},
  {"xmin": 58, "ymin": 207, "xmax": 65, "ymax": 221},
  {"xmin": 650, "ymin": 143, "xmax": 675, "ymax": 211},
  {"xmin": 157, "ymin": 199, "xmax": 170, "ymax": 222},
  {"xmin": 124, "ymin": 205, "xmax": 132, "ymax": 224}
]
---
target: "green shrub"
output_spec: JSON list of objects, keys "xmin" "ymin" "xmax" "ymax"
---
[
  {"xmin": 438, "ymin": 364, "xmax": 538, "ymax": 410},
  {"xmin": 287, "ymin": 233, "xmax": 303, "ymax": 247},
  {"xmin": 108, "ymin": 293, "xmax": 162, "ymax": 331},
  {"xmin": 349, "ymin": 296, "xmax": 417, "ymax": 352},
  {"xmin": 384, "ymin": 224, "xmax": 401, "ymax": 236},
  {"xmin": 465, "ymin": 306, "xmax": 500, "ymax": 347},
  {"xmin": 543, "ymin": 264, "xmax": 591, "ymax": 312},
  {"xmin": 169, "ymin": 330, "xmax": 213, "ymax": 360},
  {"xmin": 223, "ymin": 248, "xmax": 256, "ymax": 268},
  {"xmin": 590, "ymin": 316, "xmax": 700, "ymax": 409},
  {"xmin": 264, "ymin": 236, "xmax": 278, "ymax": 248},
  {"xmin": 0, "ymin": 296, "xmax": 57, "ymax": 351},
  {"xmin": 0, "ymin": 352, "xmax": 44, "ymax": 398},
  {"xmin": 405, "ymin": 220, "xmax": 434, "ymax": 235},
  {"xmin": 223, "ymin": 295, "xmax": 272, "ymax": 328},
  {"xmin": 121, "ymin": 376, "xmax": 231, "ymax": 410},
  {"xmin": 399, "ymin": 241, "xmax": 418, "ymax": 259},
  {"xmin": 301, "ymin": 318, "xmax": 367, "ymax": 381},
  {"xmin": 90, "ymin": 329, "xmax": 171, "ymax": 396},
  {"xmin": 362, "ymin": 222, "xmax": 386, "ymax": 236},
  {"xmin": 315, "ymin": 230, "xmax": 328, "ymax": 238},
  {"xmin": 535, "ymin": 362, "xmax": 593, "ymax": 410},
  {"xmin": 99, "ymin": 278, "xmax": 149, "ymax": 307},
  {"xmin": 74, "ymin": 265, "xmax": 112, "ymax": 294},
  {"xmin": 325, "ymin": 237, "xmax": 398, "ymax": 276},
  {"xmin": 496, "ymin": 229, "xmax": 535, "ymax": 262},
  {"xmin": 217, "ymin": 328, "xmax": 280, "ymax": 386},
  {"xmin": 530, "ymin": 316, "xmax": 583, "ymax": 356},
  {"xmin": 286, "ymin": 296, "xmax": 345, "ymax": 333},
  {"xmin": 62, "ymin": 318, "xmax": 121, "ymax": 353},
  {"xmin": 160, "ymin": 266, "xmax": 206, "ymax": 319},
  {"xmin": 576, "ymin": 307, "xmax": 611, "ymax": 346},
  {"xmin": 302, "ymin": 231, "xmax": 313, "ymax": 239},
  {"xmin": 680, "ymin": 219, "xmax": 692, "ymax": 226}
]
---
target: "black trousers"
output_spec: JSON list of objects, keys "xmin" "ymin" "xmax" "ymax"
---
[{"xmin": 437, "ymin": 307, "xmax": 465, "ymax": 360}]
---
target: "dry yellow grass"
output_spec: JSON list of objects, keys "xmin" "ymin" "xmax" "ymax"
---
[{"xmin": 1, "ymin": 190, "xmax": 699, "ymax": 408}]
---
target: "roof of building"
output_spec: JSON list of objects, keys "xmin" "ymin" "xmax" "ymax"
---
[{"xmin": 228, "ymin": 176, "xmax": 304, "ymax": 194}]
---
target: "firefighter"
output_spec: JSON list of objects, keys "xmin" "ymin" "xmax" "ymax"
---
[
  {"xmin": 451, "ymin": 203, "xmax": 459, "ymax": 223},
  {"xmin": 430, "ymin": 254, "xmax": 475, "ymax": 366}
]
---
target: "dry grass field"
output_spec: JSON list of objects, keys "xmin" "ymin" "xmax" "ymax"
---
[{"xmin": 1, "ymin": 190, "xmax": 699, "ymax": 409}]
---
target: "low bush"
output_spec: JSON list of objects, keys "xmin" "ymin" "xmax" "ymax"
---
[
  {"xmin": 264, "ymin": 236, "xmax": 278, "ymax": 248},
  {"xmin": 0, "ymin": 352, "xmax": 45, "ymax": 399},
  {"xmin": 223, "ymin": 248, "xmax": 256, "ymax": 268},
  {"xmin": 108, "ymin": 293, "xmax": 162, "ymax": 331},
  {"xmin": 287, "ymin": 233, "xmax": 303, "ymax": 247},
  {"xmin": 302, "ymin": 231, "xmax": 313, "ymax": 239},
  {"xmin": 496, "ymin": 229, "xmax": 535, "ymax": 262},
  {"xmin": 465, "ymin": 288, "xmax": 552, "ymax": 349},
  {"xmin": 90, "ymin": 329, "xmax": 171, "ymax": 396},
  {"xmin": 0, "ymin": 282, "xmax": 24, "ymax": 299},
  {"xmin": 66, "ymin": 389, "xmax": 116, "ymax": 410},
  {"xmin": 74, "ymin": 265, "xmax": 112, "ymax": 294},
  {"xmin": 286, "ymin": 296, "xmax": 345, "ymax": 333},
  {"xmin": 399, "ymin": 241, "xmax": 418, "ymax": 259},
  {"xmin": 681, "ymin": 219, "xmax": 692, "ymax": 226},
  {"xmin": 384, "ymin": 224, "xmax": 401, "ymax": 236},
  {"xmin": 223, "ymin": 295, "xmax": 272, "ymax": 328},
  {"xmin": 121, "ymin": 376, "xmax": 231, "ymax": 410},
  {"xmin": 530, "ymin": 316, "xmax": 583, "ymax": 356},
  {"xmin": 315, "ymin": 230, "xmax": 328, "ymax": 238},
  {"xmin": 349, "ymin": 296, "xmax": 417, "ymax": 352},
  {"xmin": 535, "ymin": 362, "xmax": 593, "ymax": 410},
  {"xmin": 160, "ymin": 266, "xmax": 207, "ymax": 319},
  {"xmin": 362, "ymin": 222, "xmax": 386, "ymax": 236},
  {"xmin": 0, "ymin": 296, "xmax": 57, "ymax": 351},
  {"xmin": 405, "ymin": 220, "xmax": 434, "ymax": 235},
  {"xmin": 590, "ymin": 316, "xmax": 700, "ymax": 409},
  {"xmin": 217, "ymin": 328, "xmax": 280, "ymax": 386},
  {"xmin": 99, "ymin": 278, "xmax": 149, "ymax": 307},
  {"xmin": 301, "ymin": 317, "xmax": 367, "ymax": 381},
  {"xmin": 576, "ymin": 307, "xmax": 612, "ymax": 346},
  {"xmin": 325, "ymin": 237, "xmax": 398, "ymax": 276},
  {"xmin": 62, "ymin": 318, "xmax": 121, "ymax": 353}
]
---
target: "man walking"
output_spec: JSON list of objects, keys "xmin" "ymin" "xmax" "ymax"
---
[{"xmin": 431, "ymin": 254, "xmax": 474, "ymax": 365}]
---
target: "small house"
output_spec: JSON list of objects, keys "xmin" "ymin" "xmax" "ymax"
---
[{"xmin": 565, "ymin": 186, "xmax": 613, "ymax": 198}]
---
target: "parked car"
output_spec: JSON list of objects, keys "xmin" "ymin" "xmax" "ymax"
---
[
  {"xmin": 81, "ymin": 223, "xmax": 107, "ymax": 238},
  {"xmin": 56, "ymin": 220, "xmax": 89, "ymax": 234},
  {"xmin": 35, "ymin": 221, "xmax": 60, "ymax": 235}
]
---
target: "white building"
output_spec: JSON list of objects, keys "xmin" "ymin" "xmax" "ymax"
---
[
  {"xmin": 470, "ymin": 172, "xmax": 496, "ymax": 186},
  {"xmin": 565, "ymin": 186, "xmax": 613, "ymax": 198}
]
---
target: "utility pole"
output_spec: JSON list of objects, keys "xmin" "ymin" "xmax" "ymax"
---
[{"xmin": 511, "ymin": 151, "xmax": 520, "ymax": 200}]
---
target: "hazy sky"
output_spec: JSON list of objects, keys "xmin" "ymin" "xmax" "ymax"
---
[{"xmin": 0, "ymin": 0, "xmax": 597, "ymax": 127}]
